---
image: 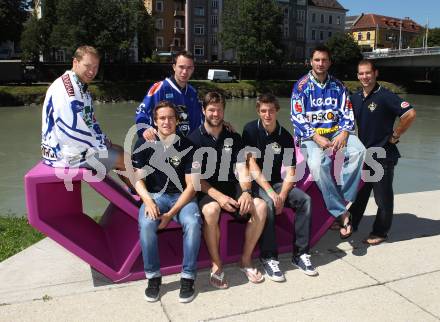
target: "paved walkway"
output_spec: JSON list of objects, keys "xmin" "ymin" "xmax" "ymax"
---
[{"xmin": 1, "ymin": 190, "xmax": 440, "ymax": 322}]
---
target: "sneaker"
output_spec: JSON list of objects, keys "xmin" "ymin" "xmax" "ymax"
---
[
  {"xmin": 144, "ymin": 276, "xmax": 161, "ymax": 302},
  {"xmin": 179, "ymin": 278, "xmax": 195, "ymax": 303},
  {"xmin": 292, "ymin": 253, "xmax": 318, "ymax": 276},
  {"xmin": 260, "ymin": 258, "xmax": 285, "ymax": 282}
]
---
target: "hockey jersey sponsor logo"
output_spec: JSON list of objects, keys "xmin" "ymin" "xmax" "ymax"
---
[
  {"xmin": 310, "ymin": 97, "xmax": 338, "ymax": 108},
  {"xmin": 41, "ymin": 144, "xmax": 57, "ymax": 161},
  {"xmin": 62, "ymin": 74, "xmax": 75, "ymax": 97},
  {"xmin": 306, "ymin": 109, "xmax": 339, "ymax": 123},
  {"xmin": 294, "ymin": 101, "xmax": 302, "ymax": 113}
]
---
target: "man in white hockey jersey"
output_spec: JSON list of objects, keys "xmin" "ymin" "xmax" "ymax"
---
[{"xmin": 41, "ymin": 45, "xmax": 133, "ymax": 187}]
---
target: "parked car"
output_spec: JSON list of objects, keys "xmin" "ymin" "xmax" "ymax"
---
[{"xmin": 207, "ymin": 69, "xmax": 236, "ymax": 82}]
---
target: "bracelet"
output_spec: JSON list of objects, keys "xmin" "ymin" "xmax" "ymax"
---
[
  {"xmin": 266, "ymin": 187, "xmax": 274, "ymax": 193},
  {"xmin": 242, "ymin": 189, "xmax": 252, "ymax": 194}
]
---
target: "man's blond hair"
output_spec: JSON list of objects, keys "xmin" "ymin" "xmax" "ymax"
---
[{"xmin": 73, "ymin": 46, "xmax": 100, "ymax": 61}]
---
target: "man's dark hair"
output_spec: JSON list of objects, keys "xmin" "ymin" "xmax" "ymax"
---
[
  {"xmin": 358, "ymin": 59, "xmax": 377, "ymax": 71},
  {"xmin": 202, "ymin": 91, "xmax": 226, "ymax": 110},
  {"xmin": 310, "ymin": 45, "xmax": 332, "ymax": 61},
  {"xmin": 173, "ymin": 50, "xmax": 194, "ymax": 64},
  {"xmin": 153, "ymin": 101, "xmax": 178, "ymax": 121},
  {"xmin": 256, "ymin": 93, "xmax": 280, "ymax": 111}
]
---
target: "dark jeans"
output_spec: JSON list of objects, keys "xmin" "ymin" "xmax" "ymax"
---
[
  {"xmin": 349, "ymin": 160, "xmax": 396, "ymax": 238},
  {"xmin": 256, "ymin": 183, "xmax": 312, "ymax": 259}
]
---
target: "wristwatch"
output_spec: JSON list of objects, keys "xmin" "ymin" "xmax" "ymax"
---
[{"xmin": 242, "ymin": 189, "xmax": 253, "ymax": 196}]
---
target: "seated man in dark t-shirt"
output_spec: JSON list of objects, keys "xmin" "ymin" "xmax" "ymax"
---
[
  {"xmin": 242, "ymin": 94, "xmax": 317, "ymax": 280},
  {"xmin": 187, "ymin": 92, "xmax": 267, "ymax": 289},
  {"xmin": 132, "ymin": 101, "xmax": 202, "ymax": 304}
]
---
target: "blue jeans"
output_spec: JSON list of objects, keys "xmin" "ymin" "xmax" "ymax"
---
[
  {"xmin": 301, "ymin": 132, "xmax": 365, "ymax": 217},
  {"xmin": 138, "ymin": 193, "xmax": 202, "ymax": 280}
]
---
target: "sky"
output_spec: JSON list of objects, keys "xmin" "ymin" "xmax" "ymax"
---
[{"xmin": 338, "ymin": 0, "xmax": 440, "ymax": 28}]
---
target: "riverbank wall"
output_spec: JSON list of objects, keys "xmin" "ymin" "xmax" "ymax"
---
[{"xmin": 0, "ymin": 80, "xmax": 406, "ymax": 107}]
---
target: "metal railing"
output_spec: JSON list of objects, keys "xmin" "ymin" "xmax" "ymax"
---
[{"xmin": 363, "ymin": 47, "xmax": 440, "ymax": 59}]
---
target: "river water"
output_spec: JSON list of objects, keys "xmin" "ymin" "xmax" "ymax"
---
[{"xmin": 1, "ymin": 95, "xmax": 439, "ymax": 217}]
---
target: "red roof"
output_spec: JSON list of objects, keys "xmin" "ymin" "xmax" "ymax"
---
[{"xmin": 352, "ymin": 13, "xmax": 422, "ymax": 33}]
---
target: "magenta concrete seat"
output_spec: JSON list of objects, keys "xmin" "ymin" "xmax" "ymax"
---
[{"xmin": 25, "ymin": 148, "xmax": 335, "ymax": 282}]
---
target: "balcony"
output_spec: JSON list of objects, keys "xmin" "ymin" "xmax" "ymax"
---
[
  {"xmin": 174, "ymin": 10, "xmax": 184, "ymax": 17},
  {"xmin": 174, "ymin": 27, "xmax": 185, "ymax": 34}
]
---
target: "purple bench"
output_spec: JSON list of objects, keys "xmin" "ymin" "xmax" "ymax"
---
[{"xmin": 25, "ymin": 157, "xmax": 334, "ymax": 283}]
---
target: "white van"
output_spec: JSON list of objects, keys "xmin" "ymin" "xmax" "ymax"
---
[{"xmin": 207, "ymin": 69, "xmax": 236, "ymax": 82}]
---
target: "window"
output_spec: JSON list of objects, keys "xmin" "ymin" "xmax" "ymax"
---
[
  {"xmin": 211, "ymin": 15, "xmax": 218, "ymax": 26},
  {"xmin": 156, "ymin": 0, "xmax": 163, "ymax": 12},
  {"xmin": 367, "ymin": 32, "xmax": 371, "ymax": 40},
  {"xmin": 311, "ymin": 30, "xmax": 316, "ymax": 40},
  {"xmin": 358, "ymin": 32, "xmax": 362, "ymax": 41},
  {"xmin": 175, "ymin": 19, "xmax": 182, "ymax": 28},
  {"xmin": 194, "ymin": 45, "xmax": 204, "ymax": 56},
  {"xmin": 328, "ymin": 31, "xmax": 332, "ymax": 38},
  {"xmin": 211, "ymin": 34, "xmax": 218, "ymax": 45},
  {"xmin": 320, "ymin": 14, "xmax": 324, "ymax": 23},
  {"xmin": 284, "ymin": 25, "xmax": 289, "ymax": 38},
  {"xmin": 156, "ymin": 37, "xmax": 163, "ymax": 48},
  {"xmin": 328, "ymin": 15, "xmax": 332, "ymax": 24},
  {"xmin": 320, "ymin": 31, "xmax": 324, "ymax": 41},
  {"xmin": 155, "ymin": 18, "xmax": 163, "ymax": 30},
  {"xmin": 212, "ymin": 0, "xmax": 218, "ymax": 9},
  {"xmin": 194, "ymin": 24, "xmax": 205, "ymax": 35},
  {"xmin": 312, "ymin": 13, "xmax": 316, "ymax": 23},
  {"xmin": 55, "ymin": 50, "xmax": 65, "ymax": 62},
  {"xmin": 195, "ymin": 6, "xmax": 205, "ymax": 16},
  {"xmin": 284, "ymin": 8, "xmax": 289, "ymax": 17},
  {"xmin": 173, "ymin": 38, "xmax": 181, "ymax": 47},
  {"xmin": 297, "ymin": 0, "xmax": 306, "ymax": 5},
  {"xmin": 337, "ymin": 16, "xmax": 341, "ymax": 25},
  {"xmin": 297, "ymin": 27, "xmax": 304, "ymax": 40},
  {"xmin": 297, "ymin": 10, "xmax": 305, "ymax": 22}
]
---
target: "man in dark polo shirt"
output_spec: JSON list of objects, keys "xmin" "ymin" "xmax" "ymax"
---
[
  {"xmin": 132, "ymin": 101, "xmax": 202, "ymax": 303},
  {"xmin": 349, "ymin": 60, "xmax": 416, "ymax": 245},
  {"xmin": 187, "ymin": 92, "xmax": 267, "ymax": 289},
  {"xmin": 242, "ymin": 93, "xmax": 317, "ymax": 280}
]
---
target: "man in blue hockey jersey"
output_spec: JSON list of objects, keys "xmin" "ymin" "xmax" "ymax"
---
[
  {"xmin": 290, "ymin": 45, "xmax": 365, "ymax": 239},
  {"xmin": 135, "ymin": 51, "xmax": 203, "ymax": 140},
  {"xmin": 41, "ymin": 46, "xmax": 133, "ymax": 189}
]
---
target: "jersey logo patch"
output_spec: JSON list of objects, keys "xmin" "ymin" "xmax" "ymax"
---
[
  {"xmin": 368, "ymin": 102, "xmax": 377, "ymax": 111},
  {"xmin": 401, "ymin": 101, "xmax": 410, "ymax": 109},
  {"xmin": 297, "ymin": 76, "xmax": 309, "ymax": 92},
  {"xmin": 62, "ymin": 74, "xmax": 75, "ymax": 97},
  {"xmin": 148, "ymin": 82, "xmax": 163, "ymax": 96}
]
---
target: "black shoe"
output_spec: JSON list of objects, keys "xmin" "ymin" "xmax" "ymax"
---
[
  {"xmin": 179, "ymin": 278, "xmax": 195, "ymax": 303},
  {"xmin": 144, "ymin": 276, "xmax": 161, "ymax": 302}
]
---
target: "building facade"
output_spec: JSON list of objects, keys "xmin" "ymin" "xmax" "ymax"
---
[
  {"xmin": 145, "ymin": 0, "xmax": 186, "ymax": 55},
  {"xmin": 305, "ymin": 0, "xmax": 346, "ymax": 58},
  {"xmin": 349, "ymin": 13, "xmax": 422, "ymax": 51},
  {"xmin": 277, "ymin": 0, "xmax": 307, "ymax": 61}
]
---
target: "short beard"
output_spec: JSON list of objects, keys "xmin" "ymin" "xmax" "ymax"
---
[{"xmin": 205, "ymin": 118, "xmax": 223, "ymax": 128}]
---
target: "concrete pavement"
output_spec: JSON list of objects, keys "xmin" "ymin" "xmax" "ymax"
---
[{"xmin": 1, "ymin": 190, "xmax": 440, "ymax": 322}]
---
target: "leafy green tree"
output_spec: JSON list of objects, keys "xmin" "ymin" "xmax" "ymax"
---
[
  {"xmin": 221, "ymin": 0, "xmax": 283, "ymax": 78},
  {"xmin": 20, "ymin": 14, "xmax": 43, "ymax": 61},
  {"xmin": 0, "ymin": 0, "xmax": 31, "ymax": 43},
  {"xmin": 410, "ymin": 28, "xmax": 440, "ymax": 47},
  {"xmin": 326, "ymin": 32, "xmax": 362, "ymax": 66},
  {"xmin": 20, "ymin": 0, "xmax": 153, "ymax": 62}
]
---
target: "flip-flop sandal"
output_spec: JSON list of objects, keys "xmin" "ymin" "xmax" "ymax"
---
[
  {"xmin": 209, "ymin": 270, "xmax": 229, "ymax": 289},
  {"xmin": 240, "ymin": 267, "xmax": 264, "ymax": 284},
  {"xmin": 339, "ymin": 212, "xmax": 353, "ymax": 240},
  {"xmin": 362, "ymin": 235, "xmax": 387, "ymax": 246}
]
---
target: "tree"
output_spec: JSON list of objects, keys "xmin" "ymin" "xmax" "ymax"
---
[
  {"xmin": 325, "ymin": 33, "xmax": 362, "ymax": 79},
  {"xmin": 221, "ymin": 0, "xmax": 283, "ymax": 78},
  {"xmin": 20, "ymin": 0, "xmax": 153, "ymax": 62},
  {"xmin": 0, "ymin": 0, "xmax": 31, "ymax": 43},
  {"xmin": 326, "ymin": 33, "xmax": 362, "ymax": 66},
  {"xmin": 410, "ymin": 28, "xmax": 440, "ymax": 47},
  {"xmin": 21, "ymin": 14, "xmax": 43, "ymax": 61}
]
